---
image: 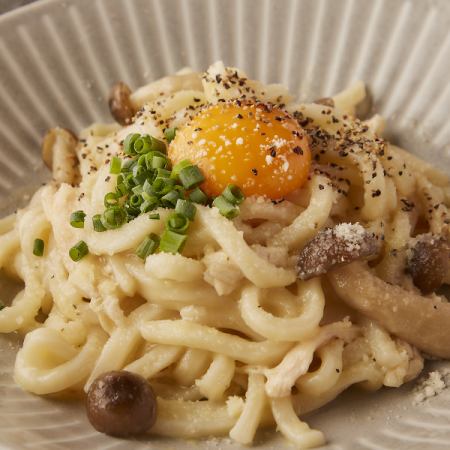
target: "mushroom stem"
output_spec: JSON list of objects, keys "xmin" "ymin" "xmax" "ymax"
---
[
  {"xmin": 328, "ymin": 261, "xmax": 450, "ymax": 358},
  {"xmin": 42, "ymin": 127, "xmax": 79, "ymax": 184}
]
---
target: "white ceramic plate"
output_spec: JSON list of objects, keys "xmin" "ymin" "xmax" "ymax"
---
[{"xmin": 1, "ymin": 0, "xmax": 450, "ymax": 449}]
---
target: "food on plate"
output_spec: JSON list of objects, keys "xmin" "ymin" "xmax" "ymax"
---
[
  {"xmin": 0, "ymin": 61, "xmax": 448, "ymax": 448},
  {"xmin": 86, "ymin": 370, "xmax": 157, "ymax": 436}
]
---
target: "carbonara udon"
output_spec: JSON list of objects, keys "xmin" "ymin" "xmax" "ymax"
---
[{"xmin": 0, "ymin": 61, "xmax": 449, "ymax": 448}]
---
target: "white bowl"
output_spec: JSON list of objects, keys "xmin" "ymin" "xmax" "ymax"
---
[{"xmin": 0, "ymin": 0, "xmax": 449, "ymax": 449}]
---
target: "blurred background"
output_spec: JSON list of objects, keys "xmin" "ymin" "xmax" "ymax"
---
[{"xmin": 0, "ymin": 0, "xmax": 35, "ymax": 14}]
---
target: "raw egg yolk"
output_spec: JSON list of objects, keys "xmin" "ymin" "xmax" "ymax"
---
[{"xmin": 168, "ymin": 102, "xmax": 311, "ymax": 199}]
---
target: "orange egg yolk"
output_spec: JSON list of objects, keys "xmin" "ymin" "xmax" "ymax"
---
[{"xmin": 168, "ymin": 101, "xmax": 311, "ymax": 199}]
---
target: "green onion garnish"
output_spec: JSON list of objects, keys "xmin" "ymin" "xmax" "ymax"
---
[
  {"xmin": 161, "ymin": 190, "xmax": 181, "ymax": 207},
  {"xmin": 150, "ymin": 136, "xmax": 166, "ymax": 153},
  {"xmin": 171, "ymin": 159, "xmax": 192, "ymax": 179},
  {"xmin": 132, "ymin": 184, "xmax": 144, "ymax": 195},
  {"xmin": 104, "ymin": 192, "xmax": 119, "ymax": 208},
  {"xmin": 151, "ymin": 156, "xmax": 168, "ymax": 170},
  {"xmin": 109, "ymin": 156, "xmax": 122, "ymax": 174},
  {"xmin": 116, "ymin": 182, "xmax": 128, "ymax": 196},
  {"xmin": 175, "ymin": 199, "xmax": 196, "ymax": 221},
  {"xmin": 123, "ymin": 133, "xmax": 140, "ymax": 156},
  {"xmin": 179, "ymin": 165, "xmax": 205, "ymax": 190},
  {"xmin": 0, "ymin": 301, "xmax": 4, "ymax": 311},
  {"xmin": 189, "ymin": 187, "xmax": 209, "ymax": 205},
  {"xmin": 135, "ymin": 233, "xmax": 160, "ymax": 259},
  {"xmin": 155, "ymin": 168, "xmax": 171, "ymax": 179},
  {"xmin": 167, "ymin": 212, "xmax": 190, "ymax": 234},
  {"xmin": 69, "ymin": 240, "xmax": 89, "ymax": 261},
  {"xmin": 84, "ymin": 133, "xmax": 214, "ymax": 253},
  {"xmin": 222, "ymin": 184, "xmax": 244, "ymax": 205},
  {"xmin": 152, "ymin": 177, "xmax": 176, "ymax": 195},
  {"xmin": 33, "ymin": 238, "xmax": 44, "ymax": 257},
  {"xmin": 134, "ymin": 135, "xmax": 152, "ymax": 154},
  {"xmin": 102, "ymin": 206, "xmax": 127, "ymax": 229},
  {"xmin": 213, "ymin": 195, "xmax": 239, "ymax": 219},
  {"xmin": 121, "ymin": 158, "xmax": 136, "ymax": 172},
  {"xmin": 70, "ymin": 210, "xmax": 86, "ymax": 228},
  {"xmin": 129, "ymin": 194, "xmax": 143, "ymax": 208},
  {"xmin": 92, "ymin": 214, "xmax": 107, "ymax": 232},
  {"xmin": 124, "ymin": 173, "xmax": 136, "ymax": 190},
  {"xmin": 159, "ymin": 229, "xmax": 187, "ymax": 254},
  {"xmin": 140, "ymin": 196, "xmax": 159, "ymax": 213},
  {"xmin": 164, "ymin": 127, "xmax": 177, "ymax": 143}
]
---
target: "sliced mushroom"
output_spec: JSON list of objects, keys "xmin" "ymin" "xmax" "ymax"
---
[
  {"xmin": 297, "ymin": 223, "xmax": 382, "ymax": 280},
  {"xmin": 407, "ymin": 234, "xmax": 450, "ymax": 294},
  {"xmin": 328, "ymin": 261, "xmax": 450, "ymax": 358},
  {"xmin": 42, "ymin": 127, "xmax": 79, "ymax": 184},
  {"xmin": 108, "ymin": 81, "xmax": 136, "ymax": 125}
]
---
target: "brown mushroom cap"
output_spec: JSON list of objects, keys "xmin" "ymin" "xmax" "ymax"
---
[
  {"xmin": 297, "ymin": 223, "xmax": 382, "ymax": 280},
  {"xmin": 407, "ymin": 234, "xmax": 450, "ymax": 294},
  {"xmin": 108, "ymin": 81, "xmax": 136, "ymax": 125},
  {"xmin": 328, "ymin": 261, "xmax": 450, "ymax": 358},
  {"xmin": 86, "ymin": 370, "xmax": 157, "ymax": 437}
]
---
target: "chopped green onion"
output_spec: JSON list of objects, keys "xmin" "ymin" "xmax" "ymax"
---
[
  {"xmin": 123, "ymin": 133, "xmax": 140, "ymax": 156},
  {"xmin": 151, "ymin": 156, "xmax": 168, "ymax": 169},
  {"xmin": 213, "ymin": 195, "xmax": 239, "ymax": 219},
  {"xmin": 92, "ymin": 214, "xmax": 107, "ymax": 232},
  {"xmin": 70, "ymin": 210, "xmax": 86, "ymax": 228},
  {"xmin": 33, "ymin": 238, "xmax": 44, "ymax": 256},
  {"xmin": 133, "ymin": 173, "xmax": 149, "ymax": 186},
  {"xmin": 159, "ymin": 229, "xmax": 187, "ymax": 254},
  {"xmin": 149, "ymin": 136, "xmax": 166, "ymax": 153},
  {"xmin": 189, "ymin": 187, "xmax": 209, "ymax": 205},
  {"xmin": 125, "ymin": 205, "xmax": 140, "ymax": 219},
  {"xmin": 143, "ymin": 151, "xmax": 166, "ymax": 170},
  {"xmin": 124, "ymin": 173, "xmax": 136, "ymax": 190},
  {"xmin": 0, "ymin": 301, "xmax": 4, "ymax": 311},
  {"xmin": 164, "ymin": 127, "xmax": 177, "ymax": 143},
  {"xmin": 135, "ymin": 233, "xmax": 160, "ymax": 259},
  {"xmin": 142, "ymin": 191, "xmax": 159, "ymax": 203},
  {"xmin": 167, "ymin": 212, "xmax": 190, "ymax": 234},
  {"xmin": 134, "ymin": 135, "xmax": 152, "ymax": 154},
  {"xmin": 109, "ymin": 156, "xmax": 122, "ymax": 174},
  {"xmin": 161, "ymin": 190, "xmax": 181, "ymax": 207},
  {"xmin": 175, "ymin": 199, "xmax": 197, "ymax": 221},
  {"xmin": 155, "ymin": 168, "xmax": 171, "ymax": 179},
  {"xmin": 142, "ymin": 179, "xmax": 155, "ymax": 195},
  {"xmin": 140, "ymin": 200, "xmax": 157, "ymax": 213},
  {"xmin": 132, "ymin": 164, "xmax": 149, "ymax": 185},
  {"xmin": 222, "ymin": 184, "xmax": 244, "ymax": 205},
  {"xmin": 137, "ymin": 154, "xmax": 147, "ymax": 167},
  {"xmin": 133, "ymin": 135, "xmax": 166, "ymax": 154},
  {"xmin": 179, "ymin": 165, "xmax": 205, "ymax": 189},
  {"xmin": 152, "ymin": 177, "xmax": 176, "ymax": 195},
  {"xmin": 171, "ymin": 159, "xmax": 192, "ymax": 179},
  {"xmin": 121, "ymin": 158, "xmax": 136, "ymax": 173},
  {"xmin": 102, "ymin": 206, "xmax": 127, "ymax": 229},
  {"xmin": 129, "ymin": 194, "xmax": 143, "ymax": 208},
  {"xmin": 149, "ymin": 213, "xmax": 160, "ymax": 220},
  {"xmin": 116, "ymin": 182, "xmax": 128, "ymax": 196},
  {"xmin": 69, "ymin": 240, "xmax": 89, "ymax": 261},
  {"xmin": 104, "ymin": 192, "xmax": 119, "ymax": 207},
  {"xmin": 132, "ymin": 184, "xmax": 144, "ymax": 195}
]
